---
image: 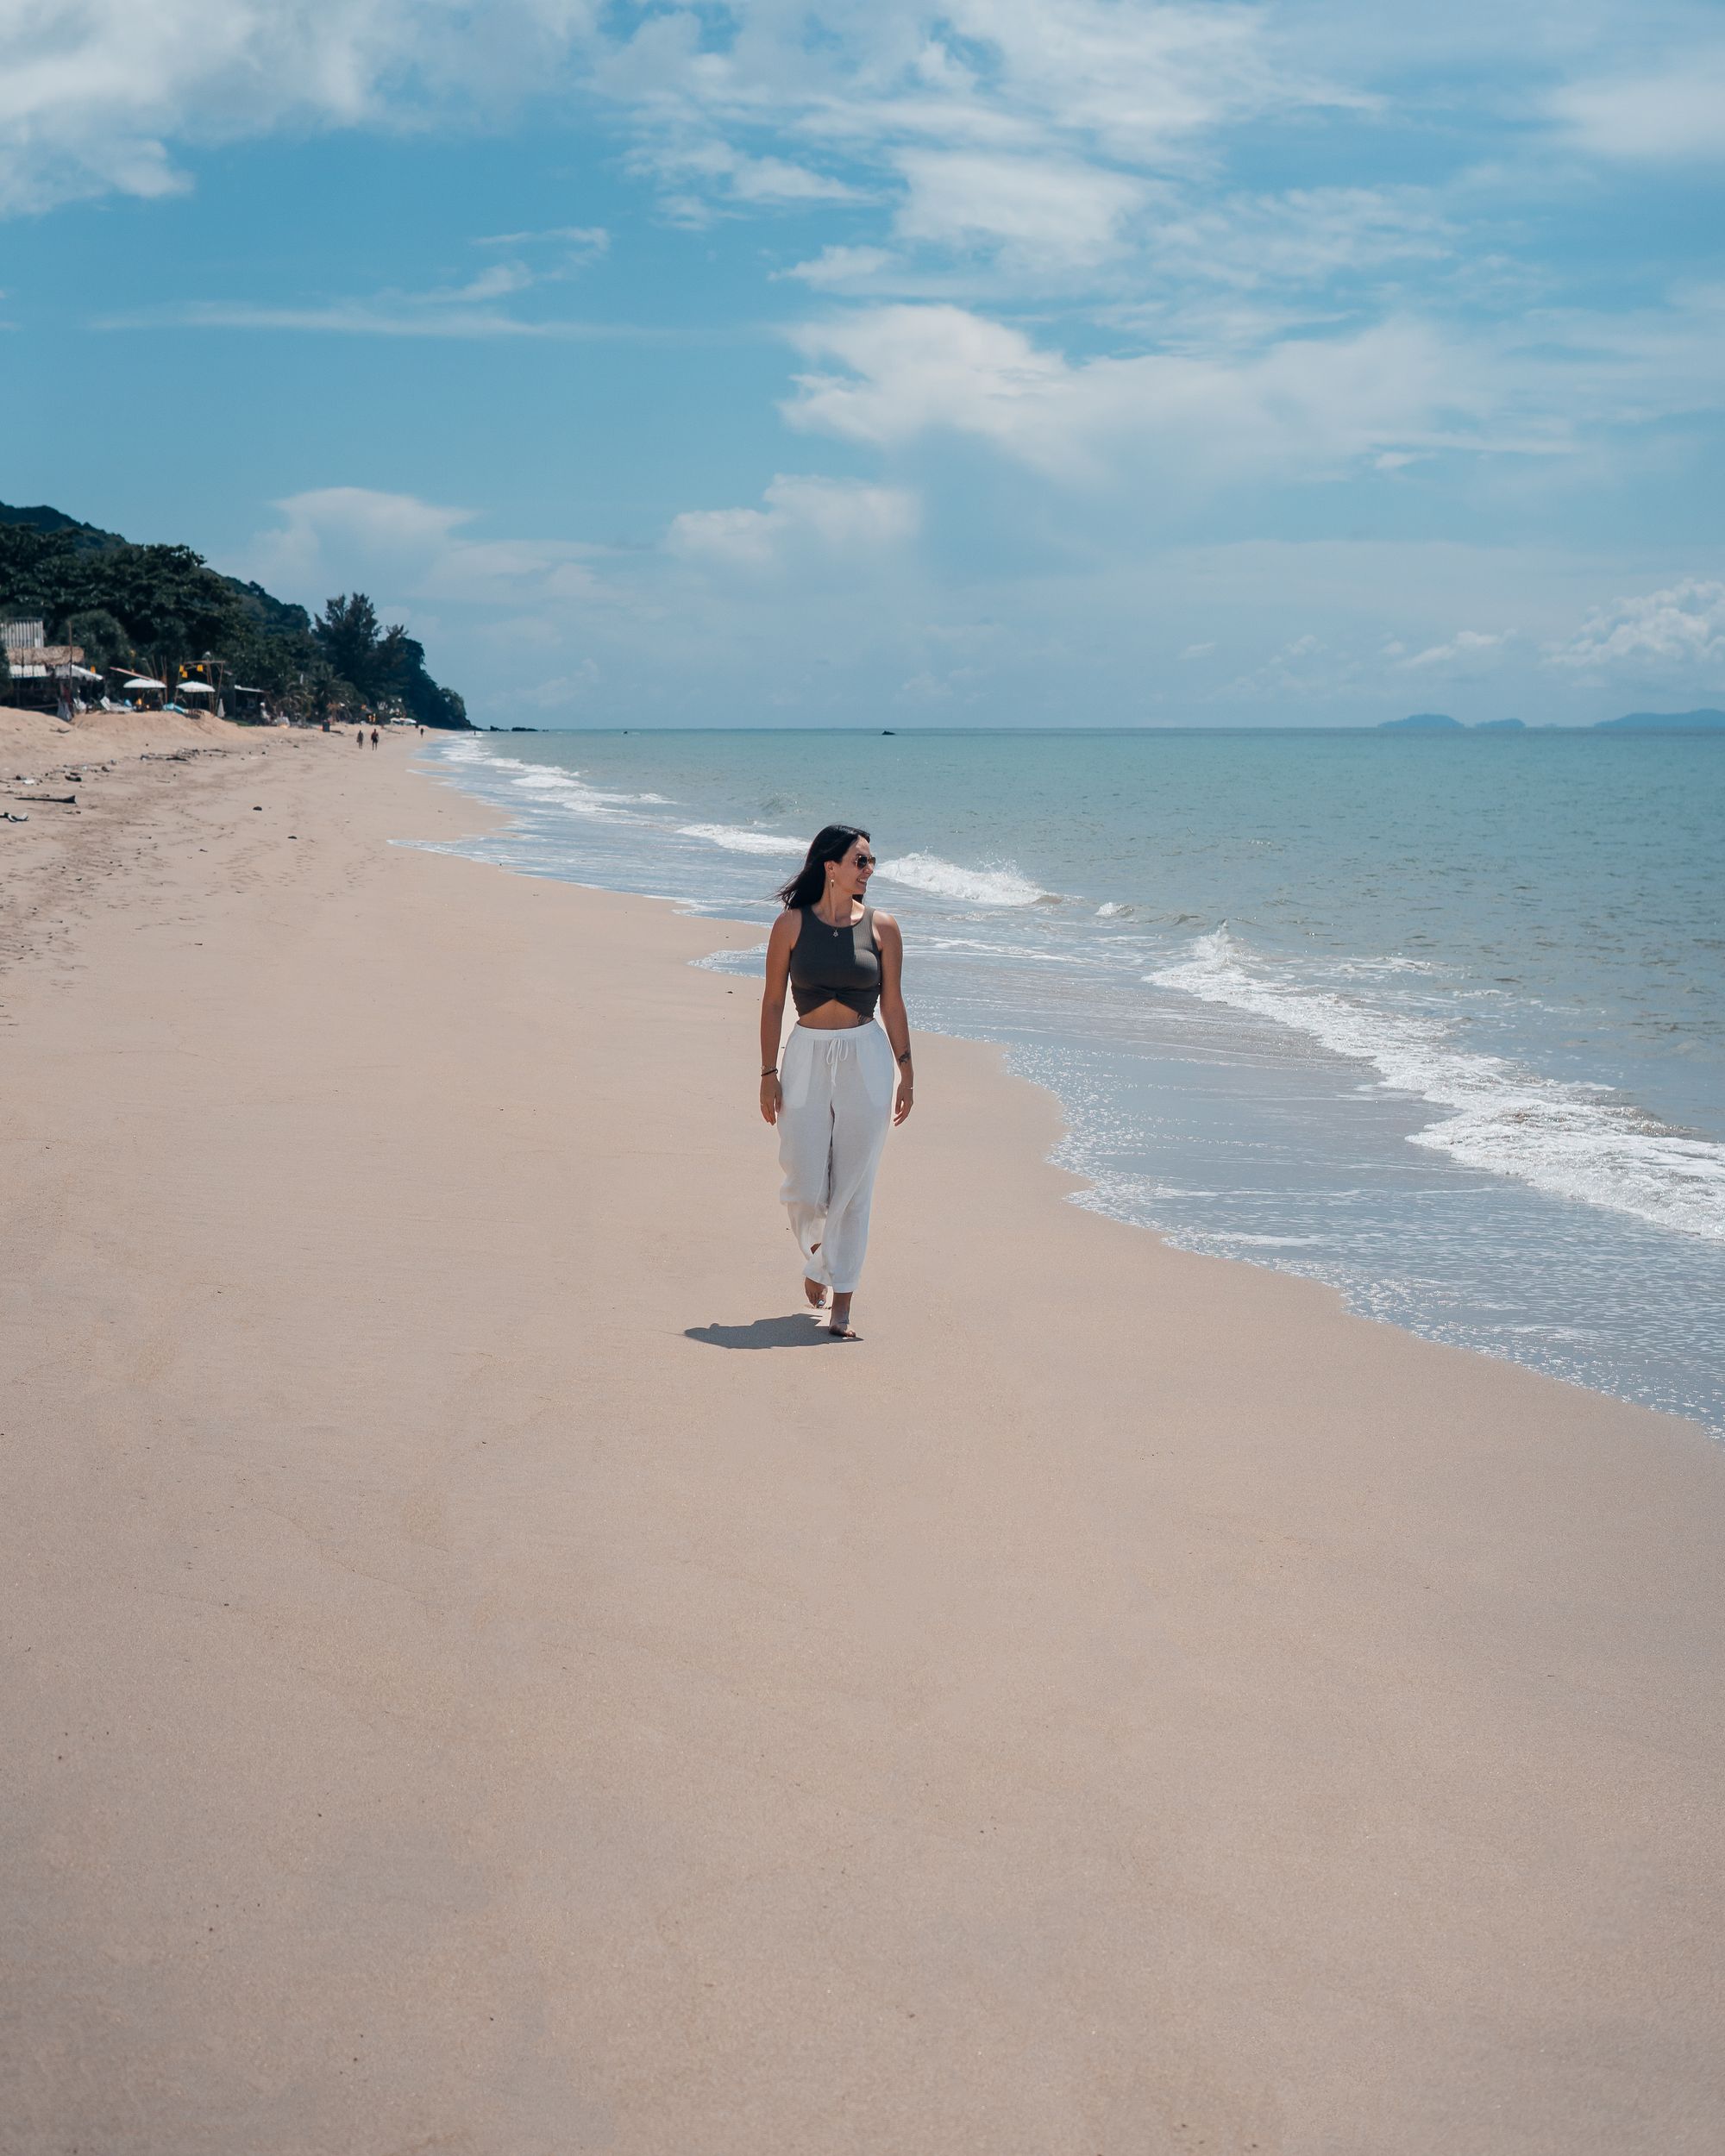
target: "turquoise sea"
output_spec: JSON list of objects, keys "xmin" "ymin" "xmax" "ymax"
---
[{"xmin": 423, "ymin": 729, "xmax": 1725, "ymax": 1431}]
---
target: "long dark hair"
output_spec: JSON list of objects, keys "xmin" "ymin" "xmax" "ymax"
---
[{"xmin": 775, "ymin": 824, "xmax": 870, "ymax": 911}]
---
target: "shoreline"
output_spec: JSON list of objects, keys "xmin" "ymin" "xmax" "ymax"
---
[
  {"xmin": 421, "ymin": 734, "xmax": 1723, "ymax": 1437},
  {"xmin": 5, "ymin": 734, "xmax": 1723, "ymax": 2152}
]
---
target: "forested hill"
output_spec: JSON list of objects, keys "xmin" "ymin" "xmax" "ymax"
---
[{"xmin": 0, "ymin": 501, "xmax": 469, "ymax": 728}]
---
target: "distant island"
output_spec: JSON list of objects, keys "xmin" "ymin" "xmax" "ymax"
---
[
  {"xmin": 1594, "ymin": 709, "xmax": 1725, "ymax": 732},
  {"xmin": 0, "ymin": 500, "xmax": 469, "ymax": 729},
  {"xmin": 1380, "ymin": 709, "xmax": 1723, "ymax": 734}
]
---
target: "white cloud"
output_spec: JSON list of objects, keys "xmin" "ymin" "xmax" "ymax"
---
[
  {"xmin": 1496, "ymin": 284, "xmax": 1725, "ymax": 435},
  {"xmin": 1398, "ymin": 628, "xmax": 1511, "ymax": 669},
  {"xmin": 730, "ymin": 154, "xmax": 863, "ymax": 205},
  {"xmin": 251, "ymin": 477, "xmax": 918, "ymax": 647},
  {"xmin": 94, "ymin": 223, "xmax": 618, "ymax": 338},
  {"xmin": 1144, "ymin": 185, "xmax": 1456, "ymax": 292},
  {"xmin": 668, "ymin": 474, "xmax": 919, "ymax": 569},
  {"xmin": 785, "ymin": 303, "xmax": 1495, "ymax": 479},
  {"xmin": 933, "ymin": 0, "xmax": 1320, "ymax": 162},
  {"xmin": 892, "ymin": 149, "xmax": 1145, "ymax": 266},
  {"xmin": 775, "ymin": 246, "xmax": 896, "ymax": 289},
  {"xmin": 0, "ymin": 0, "xmax": 603, "ymax": 216},
  {"xmin": 473, "ymin": 225, "xmax": 609, "ymax": 253},
  {"xmin": 787, "ymin": 306, "xmax": 1068, "ymax": 458},
  {"xmin": 1548, "ymin": 580, "xmax": 1725, "ymax": 669},
  {"xmin": 11, "ymin": 0, "xmax": 1709, "ymax": 279},
  {"xmin": 435, "ymin": 262, "xmax": 536, "ymax": 304},
  {"xmin": 1549, "ymin": 51, "xmax": 1725, "ymax": 160},
  {"xmin": 239, "ymin": 486, "xmax": 709, "ymax": 720},
  {"xmin": 412, "ymin": 229, "xmax": 609, "ymax": 307},
  {"xmin": 230, "ymin": 495, "xmax": 1698, "ymax": 726},
  {"xmin": 245, "ymin": 487, "xmax": 621, "ymax": 617},
  {"xmin": 97, "ymin": 301, "xmax": 648, "ymax": 339},
  {"xmin": 248, "ymin": 486, "xmax": 474, "ymax": 593},
  {"xmin": 597, "ymin": 1, "xmax": 1313, "ymax": 169},
  {"xmin": 1, "ymin": 0, "xmax": 1356, "ymax": 249},
  {"xmin": 587, "ymin": 1, "xmax": 1362, "ymax": 243},
  {"xmin": 1215, "ymin": 630, "xmax": 1352, "ymax": 705},
  {"xmin": 779, "ymin": 279, "xmax": 1725, "ymax": 486},
  {"xmin": 626, "ymin": 136, "xmax": 865, "ymax": 223}
]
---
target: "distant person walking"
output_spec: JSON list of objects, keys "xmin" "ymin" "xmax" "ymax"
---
[
  {"xmin": 354, "ymin": 727, "xmax": 364, "ymax": 748},
  {"xmin": 758, "ymin": 825, "xmax": 913, "ymax": 1339},
  {"xmin": 370, "ymin": 727, "xmax": 380, "ymax": 749}
]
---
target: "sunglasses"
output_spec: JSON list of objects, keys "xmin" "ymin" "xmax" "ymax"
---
[{"xmin": 844, "ymin": 851, "xmax": 876, "ymax": 868}]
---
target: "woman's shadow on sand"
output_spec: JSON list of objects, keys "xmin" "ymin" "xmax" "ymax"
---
[{"xmin": 685, "ymin": 1313, "xmax": 836, "ymax": 1350}]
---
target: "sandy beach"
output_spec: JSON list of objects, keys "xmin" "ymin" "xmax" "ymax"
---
[{"xmin": 3, "ymin": 718, "xmax": 1722, "ymax": 2154}]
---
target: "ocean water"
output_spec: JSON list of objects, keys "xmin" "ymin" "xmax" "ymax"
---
[{"xmin": 419, "ymin": 729, "xmax": 1725, "ymax": 1431}]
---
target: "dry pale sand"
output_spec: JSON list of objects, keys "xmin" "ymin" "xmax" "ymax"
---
[
  {"xmin": 3, "ymin": 733, "xmax": 1722, "ymax": 2156},
  {"xmin": 0, "ymin": 700, "xmax": 255, "ymax": 755}
]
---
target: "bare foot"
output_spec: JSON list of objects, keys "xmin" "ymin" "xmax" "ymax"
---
[
  {"xmin": 826, "ymin": 1295, "xmax": 858, "ymax": 1340},
  {"xmin": 803, "ymin": 1275, "xmax": 827, "ymax": 1309}
]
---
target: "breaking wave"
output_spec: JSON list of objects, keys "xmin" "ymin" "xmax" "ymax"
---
[
  {"xmin": 678, "ymin": 823, "xmax": 805, "ymax": 856},
  {"xmin": 1150, "ymin": 927, "xmax": 1725, "ymax": 1244},
  {"xmin": 876, "ymin": 852, "xmax": 1051, "ymax": 907},
  {"xmin": 442, "ymin": 742, "xmax": 667, "ymax": 812}
]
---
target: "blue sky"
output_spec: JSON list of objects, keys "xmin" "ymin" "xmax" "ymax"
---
[{"xmin": 3, "ymin": 1, "xmax": 1723, "ymax": 725}]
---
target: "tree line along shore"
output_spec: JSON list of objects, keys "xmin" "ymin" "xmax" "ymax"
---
[{"xmin": 0, "ymin": 500, "xmax": 470, "ymax": 730}]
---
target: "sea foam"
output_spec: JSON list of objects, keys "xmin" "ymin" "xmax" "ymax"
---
[
  {"xmin": 1151, "ymin": 927, "xmax": 1725, "ymax": 1244},
  {"xmin": 446, "ymin": 743, "xmax": 668, "ymax": 813},
  {"xmin": 876, "ymin": 852, "xmax": 1049, "ymax": 907},
  {"xmin": 678, "ymin": 823, "xmax": 805, "ymax": 856},
  {"xmin": 509, "ymin": 770, "xmax": 642, "ymax": 817}
]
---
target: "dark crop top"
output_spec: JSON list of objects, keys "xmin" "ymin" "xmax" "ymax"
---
[{"xmin": 788, "ymin": 905, "xmax": 881, "ymax": 1022}]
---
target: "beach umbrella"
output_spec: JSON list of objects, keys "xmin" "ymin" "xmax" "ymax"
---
[
  {"xmin": 177, "ymin": 680, "xmax": 215, "ymax": 697},
  {"xmin": 122, "ymin": 676, "xmax": 167, "ymax": 691}
]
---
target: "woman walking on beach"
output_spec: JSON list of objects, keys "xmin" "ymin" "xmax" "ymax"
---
[{"xmin": 759, "ymin": 826, "xmax": 913, "ymax": 1339}]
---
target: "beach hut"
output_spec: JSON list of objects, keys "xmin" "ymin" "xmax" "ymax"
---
[
  {"xmin": 4, "ymin": 660, "xmax": 54, "ymax": 710},
  {"xmin": 229, "ymin": 685, "xmax": 272, "ymax": 724},
  {"xmin": 14, "ymin": 656, "xmax": 103, "ymax": 720},
  {"xmin": 4, "ymin": 628, "xmax": 95, "ymax": 713}
]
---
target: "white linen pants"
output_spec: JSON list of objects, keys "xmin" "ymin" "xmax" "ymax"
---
[{"xmin": 777, "ymin": 1022, "xmax": 895, "ymax": 1294}]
